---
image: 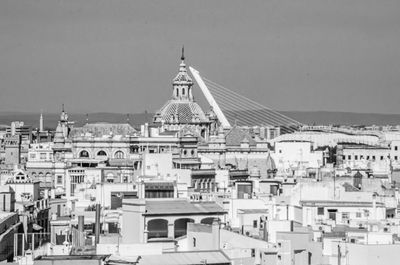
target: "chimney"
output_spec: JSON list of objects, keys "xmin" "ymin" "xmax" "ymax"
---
[
  {"xmin": 137, "ymin": 181, "xmax": 146, "ymax": 199},
  {"xmin": 211, "ymin": 219, "xmax": 220, "ymax": 250}
]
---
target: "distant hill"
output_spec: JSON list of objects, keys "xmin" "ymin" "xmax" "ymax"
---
[
  {"xmin": 280, "ymin": 111, "xmax": 400, "ymax": 126},
  {"xmin": 0, "ymin": 110, "xmax": 399, "ymax": 130},
  {"xmin": 0, "ymin": 112, "xmax": 154, "ymax": 130}
]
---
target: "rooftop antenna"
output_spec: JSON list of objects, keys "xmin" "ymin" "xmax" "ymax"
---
[
  {"xmin": 126, "ymin": 113, "xmax": 130, "ymax": 123},
  {"xmin": 86, "ymin": 113, "xmax": 89, "ymax": 124},
  {"xmin": 181, "ymin": 45, "xmax": 185, "ymax": 61}
]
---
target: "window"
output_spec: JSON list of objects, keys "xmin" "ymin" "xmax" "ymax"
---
[
  {"xmin": 182, "ymin": 88, "xmax": 185, "ymax": 95},
  {"xmin": 57, "ymin": 175, "xmax": 63, "ymax": 184},
  {"xmin": 79, "ymin": 150, "xmax": 89, "ymax": 158},
  {"xmin": 40, "ymin": 153, "xmax": 46, "ymax": 160},
  {"xmin": 356, "ymin": 212, "xmax": 362, "ymax": 218},
  {"xmin": 355, "ymin": 155, "xmax": 358, "ymax": 160},
  {"xmin": 372, "ymin": 156, "xmax": 376, "ymax": 160},
  {"xmin": 366, "ymin": 156, "xmax": 370, "ymax": 160},
  {"xmin": 30, "ymin": 153, "xmax": 36, "ymax": 159},
  {"xmin": 395, "ymin": 146, "xmax": 398, "ymax": 151},
  {"xmin": 251, "ymin": 249, "xmax": 255, "ymax": 257},
  {"xmin": 317, "ymin": 207, "xmax": 324, "ymax": 215},
  {"xmin": 395, "ymin": 156, "xmax": 398, "ymax": 160},
  {"xmin": 114, "ymin": 151, "xmax": 124, "ymax": 159},
  {"xmin": 253, "ymin": 220, "xmax": 258, "ymax": 228},
  {"xmin": 360, "ymin": 155, "xmax": 364, "ymax": 159},
  {"xmin": 348, "ymin": 155, "xmax": 351, "ymax": 160},
  {"xmin": 342, "ymin": 155, "xmax": 346, "ymax": 160},
  {"xmin": 97, "ymin": 150, "xmax": 107, "ymax": 156},
  {"xmin": 380, "ymin": 156, "xmax": 384, "ymax": 160},
  {"xmin": 342, "ymin": 212, "xmax": 349, "ymax": 220}
]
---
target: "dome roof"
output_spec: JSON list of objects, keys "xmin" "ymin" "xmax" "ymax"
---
[{"xmin": 154, "ymin": 100, "xmax": 209, "ymax": 124}]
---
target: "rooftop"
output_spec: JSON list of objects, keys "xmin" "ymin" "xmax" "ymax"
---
[
  {"xmin": 70, "ymin": 123, "xmax": 137, "ymax": 138},
  {"xmin": 123, "ymin": 199, "xmax": 225, "ymax": 216},
  {"xmin": 137, "ymin": 250, "xmax": 230, "ymax": 265},
  {"xmin": 301, "ymin": 200, "xmax": 385, "ymax": 208}
]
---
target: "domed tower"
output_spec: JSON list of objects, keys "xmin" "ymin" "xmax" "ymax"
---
[
  {"xmin": 59, "ymin": 104, "xmax": 70, "ymax": 138},
  {"xmin": 172, "ymin": 47, "xmax": 194, "ymax": 101},
  {"xmin": 153, "ymin": 47, "xmax": 211, "ymax": 138}
]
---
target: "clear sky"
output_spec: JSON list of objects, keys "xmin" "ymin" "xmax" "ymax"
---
[{"xmin": 0, "ymin": 0, "xmax": 399, "ymax": 114}]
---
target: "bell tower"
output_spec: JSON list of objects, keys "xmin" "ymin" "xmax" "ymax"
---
[{"xmin": 172, "ymin": 46, "xmax": 194, "ymax": 101}]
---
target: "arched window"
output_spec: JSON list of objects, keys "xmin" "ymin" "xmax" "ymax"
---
[
  {"xmin": 176, "ymin": 89, "xmax": 179, "ymax": 98},
  {"xmin": 182, "ymin": 88, "xmax": 185, "ymax": 95},
  {"xmin": 79, "ymin": 150, "xmax": 89, "ymax": 158},
  {"xmin": 114, "ymin": 151, "xmax": 125, "ymax": 159},
  {"xmin": 97, "ymin": 150, "xmax": 107, "ymax": 157}
]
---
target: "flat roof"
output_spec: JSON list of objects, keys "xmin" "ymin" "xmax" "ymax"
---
[
  {"xmin": 35, "ymin": 255, "xmax": 109, "ymax": 261},
  {"xmin": 137, "ymin": 250, "xmax": 230, "ymax": 265},
  {"xmin": 238, "ymin": 209, "xmax": 268, "ymax": 214},
  {"xmin": 301, "ymin": 200, "xmax": 385, "ymax": 208},
  {"xmin": 123, "ymin": 199, "xmax": 226, "ymax": 216}
]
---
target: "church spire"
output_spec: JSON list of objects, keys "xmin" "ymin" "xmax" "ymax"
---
[
  {"xmin": 39, "ymin": 110, "xmax": 44, "ymax": 132},
  {"xmin": 172, "ymin": 47, "xmax": 194, "ymax": 101}
]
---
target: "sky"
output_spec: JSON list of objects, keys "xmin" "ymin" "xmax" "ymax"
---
[{"xmin": 0, "ymin": 0, "xmax": 400, "ymax": 114}]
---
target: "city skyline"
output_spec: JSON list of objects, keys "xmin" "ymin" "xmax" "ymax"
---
[{"xmin": 0, "ymin": 0, "xmax": 400, "ymax": 114}]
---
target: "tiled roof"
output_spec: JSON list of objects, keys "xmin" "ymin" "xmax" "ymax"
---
[
  {"xmin": 70, "ymin": 123, "xmax": 137, "ymax": 137},
  {"xmin": 225, "ymin": 126, "xmax": 256, "ymax": 146},
  {"xmin": 154, "ymin": 100, "xmax": 209, "ymax": 124}
]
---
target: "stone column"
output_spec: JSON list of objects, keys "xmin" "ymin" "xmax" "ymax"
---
[{"xmin": 168, "ymin": 222, "xmax": 175, "ymax": 239}]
